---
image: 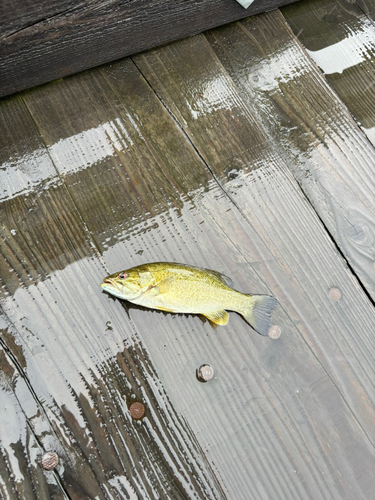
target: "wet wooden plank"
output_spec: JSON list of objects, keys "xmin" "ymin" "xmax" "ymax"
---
[
  {"xmin": 0, "ymin": 96, "xmax": 225, "ymax": 499},
  {"xmin": 202, "ymin": 9, "xmax": 375, "ymax": 302},
  {"xmin": 282, "ymin": 0, "xmax": 375, "ymax": 145},
  {"xmin": 357, "ymin": 0, "xmax": 375, "ymax": 18},
  {"xmin": 17, "ymin": 41, "xmax": 375, "ymax": 499},
  {"xmin": 132, "ymin": 33, "xmax": 375, "ymax": 497},
  {"xmin": 0, "ymin": 0, "xmax": 300, "ymax": 98},
  {"xmin": 0, "ymin": 330, "xmax": 68, "ymax": 500}
]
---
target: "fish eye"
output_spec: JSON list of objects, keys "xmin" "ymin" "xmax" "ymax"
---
[{"xmin": 118, "ymin": 273, "xmax": 128, "ymax": 280}]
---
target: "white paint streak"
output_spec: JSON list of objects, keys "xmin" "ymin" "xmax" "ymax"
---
[{"xmin": 0, "ymin": 148, "xmax": 55, "ymax": 201}]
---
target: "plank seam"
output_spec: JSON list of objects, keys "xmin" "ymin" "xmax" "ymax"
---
[
  {"xmin": 1, "ymin": 4, "xmax": 84, "ymax": 41},
  {"xmin": 275, "ymin": 12, "xmax": 375, "ymax": 310},
  {"xmin": 354, "ymin": 0, "xmax": 375, "ymax": 24}
]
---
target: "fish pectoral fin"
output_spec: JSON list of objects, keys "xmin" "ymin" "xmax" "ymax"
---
[
  {"xmin": 153, "ymin": 275, "xmax": 176, "ymax": 293},
  {"xmin": 203, "ymin": 310, "xmax": 230, "ymax": 325},
  {"xmin": 143, "ymin": 286, "xmax": 160, "ymax": 298}
]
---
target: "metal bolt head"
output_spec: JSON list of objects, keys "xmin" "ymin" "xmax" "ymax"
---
[
  {"xmin": 268, "ymin": 325, "xmax": 281, "ymax": 339},
  {"xmin": 329, "ymin": 287, "xmax": 341, "ymax": 301},
  {"xmin": 129, "ymin": 402, "xmax": 145, "ymax": 420},
  {"xmin": 41, "ymin": 452, "xmax": 59, "ymax": 470},
  {"xmin": 198, "ymin": 364, "xmax": 214, "ymax": 382}
]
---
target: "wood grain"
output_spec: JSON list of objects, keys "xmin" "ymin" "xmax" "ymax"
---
[
  {"xmin": 0, "ymin": 336, "xmax": 67, "ymax": 499},
  {"xmin": 0, "ymin": 95, "xmax": 225, "ymax": 499},
  {"xmin": 355, "ymin": 0, "xmax": 375, "ymax": 18},
  {"xmin": 133, "ymin": 31, "xmax": 375, "ymax": 497},
  {"xmin": 282, "ymin": 0, "xmax": 375, "ymax": 143},
  {"xmin": 1, "ymin": 8, "xmax": 375, "ymax": 499},
  {"xmin": 203, "ymin": 9, "xmax": 375, "ymax": 302},
  {"xmin": 15, "ymin": 40, "xmax": 375, "ymax": 499},
  {"xmin": 0, "ymin": 0, "xmax": 300, "ymax": 98}
]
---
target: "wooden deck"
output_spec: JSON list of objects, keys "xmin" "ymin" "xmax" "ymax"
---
[{"xmin": 1, "ymin": 0, "xmax": 375, "ymax": 498}]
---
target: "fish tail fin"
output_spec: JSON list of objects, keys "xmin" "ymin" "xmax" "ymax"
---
[{"xmin": 242, "ymin": 294, "xmax": 277, "ymax": 336}]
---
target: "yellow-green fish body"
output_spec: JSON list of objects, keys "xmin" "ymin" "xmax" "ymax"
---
[{"xmin": 100, "ymin": 262, "xmax": 277, "ymax": 336}]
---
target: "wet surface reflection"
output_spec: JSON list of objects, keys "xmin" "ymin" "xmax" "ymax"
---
[
  {"xmin": 1, "ymin": 12, "xmax": 375, "ymax": 498},
  {"xmin": 282, "ymin": 0, "xmax": 375, "ymax": 141},
  {"xmin": 206, "ymin": 11, "xmax": 375, "ymax": 299},
  {"xmin": 0, "ymin": 74, "xmax": 226, "ymax": 499}
]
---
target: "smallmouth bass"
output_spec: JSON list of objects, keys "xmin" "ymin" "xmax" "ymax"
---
[{"xmin": 100, "ymin": 262, "xmax": 277, "ymax": 336}]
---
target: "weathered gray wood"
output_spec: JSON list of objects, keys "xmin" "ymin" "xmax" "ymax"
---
[
  {"xmin": 15, "ymin": 36, "xmax": 375, "ymax": 500},
  {"xmin": 133, "ymin": 31, "xmax": 375, "ymax": 497},
  {"xmin": 0, "ymin": 0, "xmax": 300, "ymax": 98},
  {"xmin": 282, "ymin": 0, "xmax": 375, "ymax": 145},
  {"xmin": 0, "ymin": 95, "xmax": 225, "ymax": 499},
  {"xmin": 203, "ymin": 8, "xmax": 375, "ymax": 302}
]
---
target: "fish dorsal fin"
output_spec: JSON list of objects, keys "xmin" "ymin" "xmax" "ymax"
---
[{"xmin": 204, "ymin": 310, "xmax": 230, "ymax": 325}]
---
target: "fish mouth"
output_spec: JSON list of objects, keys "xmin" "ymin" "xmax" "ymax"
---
[{"xmin": 100, "ymin": 278, "xmax": 117, "ymax": 290}]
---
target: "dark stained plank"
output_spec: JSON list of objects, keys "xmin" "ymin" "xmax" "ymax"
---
[
  {"xmin": 19, "ymin": 47, "xmax": 375, "ymax": 498},
  {"xmin": 0, "ymin": 96, "xmax": 225, "ymax": 499},
  {"xmin": 0, "ymin": 0, "xmax": 300, "ymax": 98},
  {"xmin": 356, "ymin": 0, "xmax": 375, "ymax": 18},
  {"xmin": 202, "ymin": 9, "xmax": 375, "ymax": 302},
  {"xmin": 282, "ymin": 0, "xmax": 375, "ymax": 146}
]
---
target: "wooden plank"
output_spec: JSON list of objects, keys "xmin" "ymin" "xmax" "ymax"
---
[
  {"xmin": 0, "ymin": 96, "xmax": 225, "ymax": 499},
  {"xmin": 0, "ymin": 0, "xmax": 300, "ymax": 98},
  {"xmin": 19, "ymin": 46, "xmax": 375, "ymax": 499},
  {"xmin": 0, "ymin": 325, "xmax": 68, "ymax": 500},
  {"xmin": 356, "ymin": 0, "xmax": 375, "ymax": 18},
  {"xmin": 131, "ymin": 32, "xmax": 375, "ymax": 497},
  {"xmin": 282, "ymin": 0, "xmax": 375, "ymax": 145},
  {"xmin": 202, "ymin": 9, "xmax": 375, "ymax": 302}
]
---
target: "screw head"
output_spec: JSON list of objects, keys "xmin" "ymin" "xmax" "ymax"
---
[
  {"xmin": 129, "ymin": 402, "xmax": 145, "ymax": 420},
  {"xmin": 329, "ymin": 287, "xmax": 341, "ymax": 301},
  {"xmin": 41, "ymin": 452, "xmax": 59, "ymax": 470},
  {"xmin": 197, "ymin": 364, "xmax": 214, "ymax": 382},
  {"xmin": 268, "ymin": 325, "xmax": 281, "ymax": 339}
]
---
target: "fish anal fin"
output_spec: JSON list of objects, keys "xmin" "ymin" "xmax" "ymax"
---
[{"xmin": 203, "ymin": 310, "xmax": 230, "ymax": 325}]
